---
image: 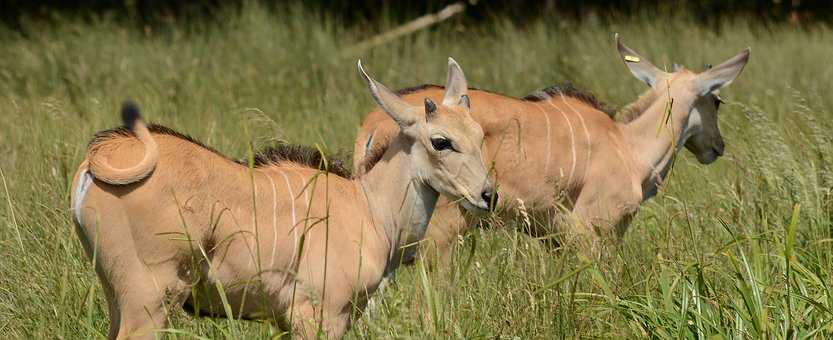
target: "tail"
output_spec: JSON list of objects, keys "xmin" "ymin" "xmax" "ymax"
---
[{"xmin": 87, "ymin": 101, "xmax": 159, "ymax": 185}]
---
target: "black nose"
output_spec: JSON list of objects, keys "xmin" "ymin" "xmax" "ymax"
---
[{"xmin": 481, "ymin": 189, "xmax": 498, "ymax": 211}]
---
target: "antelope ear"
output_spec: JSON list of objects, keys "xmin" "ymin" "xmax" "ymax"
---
[
  {"xmin": 616, "ymin": 33, "xmax": 665, "ymax": 87},
  {"xmin": 442, "ymin": 57, "xmax": 470, "ymax": 109},
  {"xmin": 358, "ymin": 60, "xmax": 419, "ymax": 127},
  {"xmin": 695, "ymin": 48, "xmax": 750, "ymax": 95}
]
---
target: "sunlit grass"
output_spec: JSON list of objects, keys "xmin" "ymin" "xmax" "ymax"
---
[{"xmin": 1, "ymin": 3, "xmax": 832, "ymax": 338}]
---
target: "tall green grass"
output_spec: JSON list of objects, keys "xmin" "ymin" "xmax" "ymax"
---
[{"xmin": 1, "ymin": 3, "xmax": 832, "ymax": 338}]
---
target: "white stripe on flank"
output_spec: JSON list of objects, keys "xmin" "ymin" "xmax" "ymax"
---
[
  {"xmin": 266, "ymin": 174, "xmax": 279, "ymax": 268},
  {"xmin": 279, "ymin": 171, "xmax": 298, "ymax": 265},
  {"xmin": 530, "ymin": 102, "xmax": 553, "ymax": 175},
  {"xmin": 250, "ymin": 179, "xmax": 260, "ymax": 269},
  {"xmin": 295, "ymin": 170, "xmax": 309, "ymax": 208},
  {"xmin": 558, "ymin": 93, "xmax": 592, "ymax": 180},
  {"xmin": 542, "ymin": 99, "xmax": 576, "ymax": 183},
  {"xmin": 73, "ymin": 170, "xmax": 93, "ymax": 225},
  {"xmin": 280, "ymin": 171, "xmax": 297, "ymax": 226}
]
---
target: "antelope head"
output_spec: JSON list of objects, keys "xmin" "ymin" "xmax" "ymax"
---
[
  {"xmin": 358, "ymin": 58, "xmax": 496, "ymax": 213},
  {"xmin": 617, "ymin": 35, "xmax": 750, "ymax": 164}
]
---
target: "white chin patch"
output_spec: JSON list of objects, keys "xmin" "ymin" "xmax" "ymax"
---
[{"xmin": 73, "ymin": 170, "xmax": 94, "ymax": 224}]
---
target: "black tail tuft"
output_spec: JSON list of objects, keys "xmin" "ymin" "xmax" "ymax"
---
[{"xmin": 121, "ymin": 100, "xmax": 142, "ymax": 130}]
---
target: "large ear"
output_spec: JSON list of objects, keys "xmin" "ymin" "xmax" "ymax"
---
[
  {"xmin": 442, "ymin": 57, "xmax": 470, "ymax": 109},
  {"xmin": 358, "ymin": 60, "xmax": 419, "ymax": 127},
  {"xmin": 616, "ymin": 33, "xmax": 665, "ymax": 87},
  {"xmin": 695, "ymin": 48, "xmax": 750, "ymax": 95}
]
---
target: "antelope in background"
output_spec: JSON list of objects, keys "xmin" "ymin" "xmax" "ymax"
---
[
  {"xmin": 70, "ymin": 59, "xmax": 493, "ymax": 339},
  {"xmin": 354, "ymin": 36, "xmax": 750, "ymax": 262}
]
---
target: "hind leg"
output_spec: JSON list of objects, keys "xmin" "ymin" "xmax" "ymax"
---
[
  {"xmin": 76, "ymin": 209, "xmax": 188, "ymax": 339},
  {"xmin": 110, "ymin": 261, "xmax": 189, "ymax": 340},
  {"xmin": 74, "ymin": 222, "xmax": 122, "ymax": 338},
  {"xmin": 89, "ymin": 238, "xmax": 187, "ymax": 339},
  {"xmin": 97, "ymin": 265, "xmax": 123, "ymax": 339}
]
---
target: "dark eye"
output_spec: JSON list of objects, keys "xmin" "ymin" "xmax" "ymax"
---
[{"xmin": 430, "ymin": 137, "xmax": 453, "ymax": 152}]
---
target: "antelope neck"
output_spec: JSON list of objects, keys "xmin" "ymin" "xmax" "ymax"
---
[
  {"xmin": 621, "ymin": 87, "xmax": 698, "ymax": 200},
  {"xmin": 358, "ymin": 134, "xmax": 439, "ymax": 269}
]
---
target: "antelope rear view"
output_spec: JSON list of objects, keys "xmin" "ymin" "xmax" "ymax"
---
[{"xmin": 70, "ymin": 59, "xmax": 493, "ymax": 339}]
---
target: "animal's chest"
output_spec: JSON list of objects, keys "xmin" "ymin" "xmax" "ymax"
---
[
  {"xmin": 641, "ymin": 162, "xmax": 672, "ymax": 202},
  {"xmin": 642, "ymin": 181, "xmax": 660, "ymax": 201}
]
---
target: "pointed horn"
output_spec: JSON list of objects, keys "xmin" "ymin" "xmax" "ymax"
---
[{"xmin": 442, "ymin": 57, "xmax": 469, "ymax": 107}]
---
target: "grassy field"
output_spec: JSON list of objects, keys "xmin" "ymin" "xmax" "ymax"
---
[{"xmin": 2, "ymin": 3, "xmax": 833, "ymax": 339}]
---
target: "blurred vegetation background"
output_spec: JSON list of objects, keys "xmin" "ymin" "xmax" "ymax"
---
[
  {"xmin": 2, "ymin": 0, "xmax": 832, "ymax": 30},
  {"xmin": 1, "ymin": 1, "xmax": 832, "ymax": 339}
]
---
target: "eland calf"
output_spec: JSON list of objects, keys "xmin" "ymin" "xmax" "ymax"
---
[
  {"xmin": 354, "ymin": 36, "xmax": 750, "ymax": 261},
  {"xmin": 70, "ymin": 59, "xmax": 492, "ymax": 339}
]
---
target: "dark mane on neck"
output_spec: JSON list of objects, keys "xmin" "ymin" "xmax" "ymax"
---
[
  {"xmin": 396, "ymin": 83, "xmax": 505, "ymax": 97},
  {"xmin": 396, "ymin": 82, "xmax": 614, "ymax": 115},
  {"xmin": 249, "ymin": 144, "xmax": 351, "ymax": 178},
  {"xmin": 396, "ymin": 84, "xmax": 443, "ymax": 95},
  {"xmin": 359, "ymin": 82, "xmax": 617, "ymax": 173},
  {"xmin": 523, "ymin": 82, "xmax": 616, "ymax": 116},
  {"xmin": 614, "ymin": 88, "xmax": 657, "ymax": 123},
  {"xmin": 357, "ymin": 134, "xmax": 392, "ymax": 176},
  {"xmin": 89, "ymin": 124, "xmax": 352, "ymax": 178}
]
